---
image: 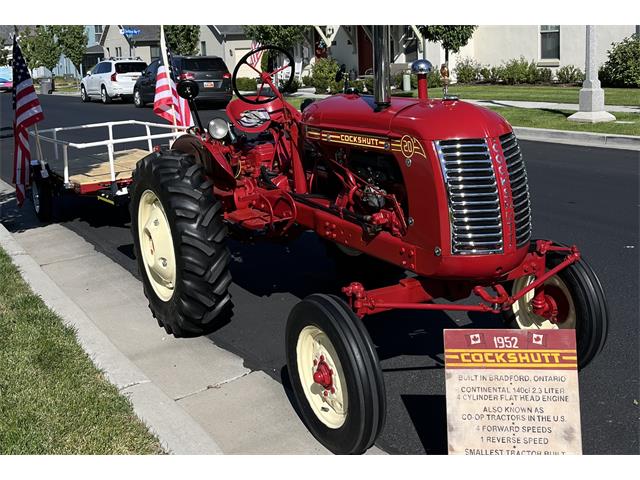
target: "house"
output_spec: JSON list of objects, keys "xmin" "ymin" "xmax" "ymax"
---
[
  {"xmin": 99, "ymin": 25, "xmax": 160, "ymax": 64},
  {"xmin": 99, "ymin": 25, "xmax": 253, "ymax": 72},
  {"xmin": 311, "ymin": 25, "xmax": 638, "ymax": 82}
]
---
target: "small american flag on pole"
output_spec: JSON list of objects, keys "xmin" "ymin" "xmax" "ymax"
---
[
  {"xmin": 153, "ymin": 26, "xmax": 193, "ymax": 127},
  {"xmin": 248, "ymin": 40, "xmax": 264, "ymax": 69},
  {"xmin": 12, "ymin": 36, "xmax": 44, "ymax": 206}
]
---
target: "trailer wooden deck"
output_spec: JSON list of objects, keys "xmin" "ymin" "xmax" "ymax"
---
[{"xmin": 47, "ymin": 148, "xmax": 149, "ymax": 189}]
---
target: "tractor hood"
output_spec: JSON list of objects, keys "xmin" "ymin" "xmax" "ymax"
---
[{"xmin": 301, "ymin": 94, "xmax": 513, "ymax": 141}]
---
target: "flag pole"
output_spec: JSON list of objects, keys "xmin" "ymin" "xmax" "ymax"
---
[{"xmin": 159, "ymin": 25, "xmax": 178, "ymax": 137}]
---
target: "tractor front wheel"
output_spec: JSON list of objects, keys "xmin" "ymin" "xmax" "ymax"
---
[
  {"xmin": 286, "ymin": 294, "xmax": 386, "ymax": 454},
  {"xmin": 503, "ymin": 248, "xmax": 609, "ymax": 369},
  {"xmin": 130, "ymin": 150, "xmax": 233, "ymax": 337}
]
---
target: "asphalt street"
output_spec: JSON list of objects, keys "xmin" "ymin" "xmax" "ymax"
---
[{"xmin": 1, "ymin": 93, "xmax": 638, "ymax": 454}]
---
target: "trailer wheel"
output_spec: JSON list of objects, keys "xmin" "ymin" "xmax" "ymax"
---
[
  {"xmin": 130, "ymin": 150, "xmax": 233, "ymax": 337},
  {"xmin": 30, "ymin": 172, "xmax": 54, "ymax": 223},
  {"xmin": 286, "ymin": 294, "xmax": 386, "ymax": 454},
  {"xmin": 503, "ymin": 248, "xmax": 609, "ymax": 369}
]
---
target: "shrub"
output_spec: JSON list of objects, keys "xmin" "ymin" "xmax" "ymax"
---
[
  {"xmin": 454, "ymin": 57, "xmax": 481, "ymax": 84},
  {"xmin": 599, "ymin": 34, "xmax": 640, "ymax": 88},
  {"xmin": 535, "ymin": 67, "xmax": 553, "ymax": 84},
  {"xmin": 501, "ymin": 57, "xmax": 539, "ymax": 85},
  {"xmin": 556, "ymin": 65, "xmax": 585, "ymax": 85},
  {"xmin": 235, "ymin": 77, "xmax": 257, "ymax": 91},
  {"xmin": 479, "ymin": 65, "xmax": 505, "ymax": 83},
  {"xmin": 302, "ymin": 74, "xmax": 314, "ymax": 87},
  {"xmin": 309, "ymin": 57, "xmax": 341, "ymax": 94},
  {"xmin": 279, "ymin": 78, "xmax": 300, "ymax": 93},
  {"xmin": 428, "ymin": 70, "xmax": 442, "ymax": 88}
]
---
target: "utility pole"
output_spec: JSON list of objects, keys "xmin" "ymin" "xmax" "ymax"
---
[{"xmin": 568, "ymin": 25, "xmax": 616, "ymax": 123}]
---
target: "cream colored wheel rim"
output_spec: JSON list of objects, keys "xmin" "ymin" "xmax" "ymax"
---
[
  {"xmin": 138, "ymin": 190, "xmax": 177, "ymax": 302},
  {"xmin": 296, "ymin": 325, "xmax": 348, "ymax": 429},
  {"xmin": 511, "ymin": 275, "xmax": 576, "ymax": 330}
]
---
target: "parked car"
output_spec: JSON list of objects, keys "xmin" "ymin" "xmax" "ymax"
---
[
  {"xmin": 133, "ymin": 55, "xmax": 232, "ymax": 108},
  {"xmin": 0, "ymin": 77, "xmax": 12, "ymax": 92},
  {"xmin": 81, "ymin": 58, "xmax": 147, "ymax": 104}
]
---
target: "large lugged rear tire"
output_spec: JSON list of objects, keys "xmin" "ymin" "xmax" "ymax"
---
[
  {"xmin": 130, "ymin": 150, "xmax": 233, "ymax": 337},
  {"xmin": 503, "ymin": 246, "xmax": 609, "ymax": 369},
  {"xmin": 286, "ymin": 294, "xmax": 386, "ymax": 454}
]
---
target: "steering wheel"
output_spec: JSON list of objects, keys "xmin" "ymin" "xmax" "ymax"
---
[{"xmin": 232, "ymin": 45, "xmax": 295, "ymax": 105}]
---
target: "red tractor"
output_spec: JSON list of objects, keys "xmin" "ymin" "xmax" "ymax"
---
[{"xmin": 130, "ymin": 26, "xmax": 608, "ymax": 454}]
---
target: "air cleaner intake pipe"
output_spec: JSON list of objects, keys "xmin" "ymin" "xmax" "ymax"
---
[{"xmin": 373, "ymin": 25, "xmax": 391, "ymax": 110}]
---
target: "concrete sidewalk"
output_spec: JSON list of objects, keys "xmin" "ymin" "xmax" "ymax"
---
[{"xmin": 0, "ymin": 180, "xmax": 384, "ymax": 454}]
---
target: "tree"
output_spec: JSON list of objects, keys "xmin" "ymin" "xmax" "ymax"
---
[
  {"xmin": 243, "ymin": 25, "xmax": 308, "ymax": 50},
  {"xmin": 165, "ymin": 25, "xmax": 201, "ymax": 56},
  {"xmin": 418, "ymin": 25, "xmax": 477, "ymax": 63},
  {"xmin": 53, "ymin": 25, "xmax": 88, "ymax": 78},
  {"xmin": 0, "ymin": 37, "xmax": 8, "ymax": 66},
  {"xmin": 20, "ymin": 26, "xmax": 62, "ymax": 75}
]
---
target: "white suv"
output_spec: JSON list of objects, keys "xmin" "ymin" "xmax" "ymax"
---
[{"xmin": 80, "ymin": 58, "xmax": 148, "ymax": 104}]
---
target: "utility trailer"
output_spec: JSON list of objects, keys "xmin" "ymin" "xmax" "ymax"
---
[{"xmin": 27, "ymin": 120, "xmax": 188, "ymax": 221}]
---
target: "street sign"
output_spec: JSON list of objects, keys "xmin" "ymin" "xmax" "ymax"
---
[
  {"xmin": 120, "ymin": 28, "xmax": 141, "ymax": 37},
  {"xmin": 444, "ymin": 329, "xmax": 582, "ymax": 455}
]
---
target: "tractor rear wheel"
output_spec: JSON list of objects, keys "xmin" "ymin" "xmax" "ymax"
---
[
  {"xmin": 286, "ymin": 294, "xmax": 386, "ymax": 454},
  {"xmin": 130, "ymin": 150, "xmax": 233, "ymax": 337},
  {"xmin": 503, "ymin": 247, "xmax": 609, "ymax": 369}
]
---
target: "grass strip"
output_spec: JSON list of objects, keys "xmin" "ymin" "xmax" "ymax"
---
[{"xmin": 0, "ymin": 247, "xmax": 163, "ymax": 454}]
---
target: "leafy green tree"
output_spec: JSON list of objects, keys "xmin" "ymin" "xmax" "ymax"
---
[
  {"xmin": 0, "ymin": 37, "xmax": 8, "ymax": 66},
  {"xmin": 53, "ymin": 25, "xmax": 88, "ymax": 77},
  {"xmin": 20, "ymin": 26, "xmax": 62, "ymax": 74},
  {"xmin": 418, "ymin": 25, "xmax": 477, "ymax": 63},
  {"xmin": 165, "ymin": 25, "xmax": 201, "ymax": 56},
  {"xmin": 243, "ymin": 25, "xmax": 308, "ymax": 50}
]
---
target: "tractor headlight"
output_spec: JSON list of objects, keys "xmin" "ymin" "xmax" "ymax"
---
[{"xmin": 208, "ymin": 118, "xmax": 229, "ymax": 140}]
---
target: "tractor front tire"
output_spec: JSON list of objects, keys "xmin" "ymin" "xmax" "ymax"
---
[
  {"xmin": 130, "ymin": 150, "xmax": 233, "ymax": 337},
  {"xmin": 286, "ymin": 294, "xmax": 386, "ymax": 454},
  {"xmin": 503, "ymin": 246, "xmax": 609, "ymax": 369}
]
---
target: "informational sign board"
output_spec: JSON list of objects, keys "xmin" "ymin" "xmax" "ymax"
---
[{"xmin": 444, "ymin": 329, "xmax": 581, "ymax": 455}]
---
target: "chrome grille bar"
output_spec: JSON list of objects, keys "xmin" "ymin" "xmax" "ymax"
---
[
  {"xmin": 436, "ymin": 139, "xmax": 503, "ymax": 255},
  {"xmin": 500, "ymin": 132, "xmax": 532, "ymax": 247}
]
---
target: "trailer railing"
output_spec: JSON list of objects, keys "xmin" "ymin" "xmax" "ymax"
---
[{"xmin": 29, "ymin": 120, "xmax": 189, "ymax": 188}]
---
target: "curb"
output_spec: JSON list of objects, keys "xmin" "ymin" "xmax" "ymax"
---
[
  {"xmin": 0, "ymin": 222, "xmax": 224, "ymax": 455},
  {"xmin": 512, "ymin": 126, "xmax": 640, "ymax": 151}
]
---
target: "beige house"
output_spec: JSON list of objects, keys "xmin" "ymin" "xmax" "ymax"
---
[{"xmin": 314, "ymin": 25, "xmax": 638, "ymax": 81}]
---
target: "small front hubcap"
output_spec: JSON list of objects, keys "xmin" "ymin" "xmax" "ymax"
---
[
  {"xmin": 512, "ymin": 275, "xmax": 576, "ymax": 329},
  {"xmin": 297, "ymin": 325, "xmax": 348, "ymax": 429},
  {"xmin": 138, "ymin": 190, "xmax": 176, "ymax": 301}
]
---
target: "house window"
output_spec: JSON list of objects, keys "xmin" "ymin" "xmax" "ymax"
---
[
  {"xmin": 540, "ymin": 25, "xmax": 560, "ymax": 60},
  {"xmin": 150, "ymin": 46, "xmax": 161, "ymax": 61},
  {"xmin": 115, "ymin": 47, "xmax": 122, "ymax": 58},
  {"xmin": 94, "ymin": 25, "xmax": 103, "ymax": 44},
  {"xmin": 200, "ymin": 41, "xmax": 207, "ymax": 56}
]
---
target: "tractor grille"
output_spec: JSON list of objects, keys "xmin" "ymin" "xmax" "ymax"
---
[
  {"xmin": 500, "ymin": 132, "xmax": 532, "ymax": 247},
  {"xmin": 436, "ymin": 139, "xmax": 503, "ymax": 254}
]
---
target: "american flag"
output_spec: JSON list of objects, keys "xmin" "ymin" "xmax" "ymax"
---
[
  {"xmin": 248, "ymin": 40, "xmax": 264, "ymax": 69},
  {"xmin": 12, "ymin": 36, "xmax": 44, "ymax": 206},
  {"xmin": 153, "ymin": 26, "xmax": 193, "ymax": 127}
]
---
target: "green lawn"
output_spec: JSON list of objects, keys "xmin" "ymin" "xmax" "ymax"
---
[
  {"xmin": 486, "ymin": 107, "xmax": 640, "ymax": 136},
  {"xmin": 400, "ymin": 84, "xmax": 640, "ymax": 107},
  {"xmin": 0, "ymin": 248, "xmax": 163, "ymax": 454}
]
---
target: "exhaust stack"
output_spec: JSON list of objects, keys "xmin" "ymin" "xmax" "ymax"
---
[{"xmin": 373, "ymin": 25, "xmax": 391, "ymax": 110}]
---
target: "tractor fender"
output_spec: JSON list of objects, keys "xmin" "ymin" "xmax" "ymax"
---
[{"xmin": 171, "ymin": 135, "xmax": 236, "ymax": 189}]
